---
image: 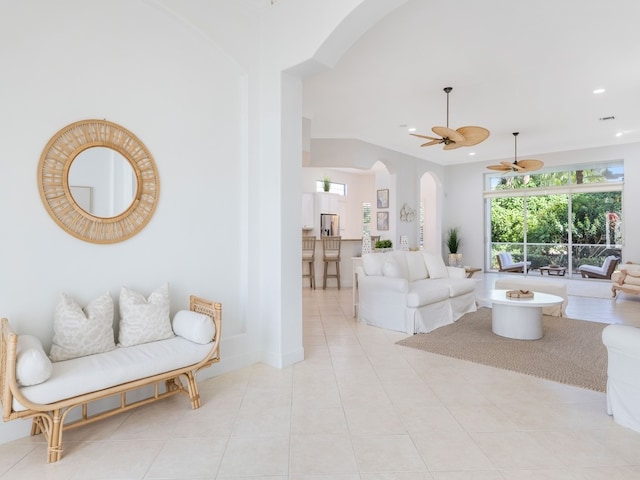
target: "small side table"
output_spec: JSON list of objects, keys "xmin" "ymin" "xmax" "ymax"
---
[
  {"xmin": 539, "ymin": 266, "xmax": 566, "ymax": 276},
  {"xmin": 464, "ymin": 267, "xmax": 481, "ymax": 278}
]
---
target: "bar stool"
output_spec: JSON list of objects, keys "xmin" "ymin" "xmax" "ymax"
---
[
  {"xmin": 322, "ymin": 236, "xmax": 342, "ymax": 289},
  {"xmin": 302, "ymin": 236, "xmax": 316, "ymax": 289}
]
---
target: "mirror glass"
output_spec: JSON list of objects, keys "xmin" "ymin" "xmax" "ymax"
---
[{"xmin": 68, "ymin": 147, "xmax": 137, "ymax": 218}]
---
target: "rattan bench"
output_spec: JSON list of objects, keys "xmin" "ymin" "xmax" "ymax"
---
[{"xmin": 0, "ymin": 295, "xmax": 221, "ymax": 463}]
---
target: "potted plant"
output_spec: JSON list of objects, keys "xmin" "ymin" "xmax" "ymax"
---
[
  {"xmin": 323, "ymin": 176, "xmax": 331, "ymax": 192},
  {"xmin": 445, "ymin": 227, "xmax": 463, "ymax": 267},
  {"xmin": 374, "ymin": 239, "xmax": 393, "ymax": 252}
]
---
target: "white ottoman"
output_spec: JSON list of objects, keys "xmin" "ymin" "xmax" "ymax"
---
[{"xmin": 494, "ymin": 277, "xmax": 567, "ymax": 317}]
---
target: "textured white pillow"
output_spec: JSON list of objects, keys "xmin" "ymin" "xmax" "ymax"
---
[
  {"xmin": 118, "ymin": 283, "xmax": 174, "ymax": 347},
  {"xmin": 16, "ymin": 335, "xmax": 53, "ymax": 386},
  {"xmin": 422, "ymin": 252, "xmax": 448, "ymax": 279},
  {"xmin": 50, "ymin": 292, "xmax": 116, "ymax": 362},
  {"xmin": 172, "ymin": 310, "xmax": 215, "ymax": 345},
  {"xmin": 406, "ymin": 251, "xmax": 429, "ymax": 281}
]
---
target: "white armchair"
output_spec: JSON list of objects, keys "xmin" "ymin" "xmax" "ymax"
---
[{"xmin": 602, "ymin": 324, "xmax": 640, "ymax": 432}]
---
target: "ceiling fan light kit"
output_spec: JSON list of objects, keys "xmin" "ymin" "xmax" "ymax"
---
[
  {"xmin": 411, "ymin": 87, "xmax": 490, "ymax": 150},
  {"xmin": 486, "ymin": 132, "xmax": 544, "ymax": 173}
]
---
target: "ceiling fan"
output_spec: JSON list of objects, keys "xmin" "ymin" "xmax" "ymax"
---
[
  {"xmin": 410, "ymin": 87, "xmax": 490, "ymax": 150},
  {"xmin": 487, "ymin": 132, "xmax": 544, "ymax": 173}
]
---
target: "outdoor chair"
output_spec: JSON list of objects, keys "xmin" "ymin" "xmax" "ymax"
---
[
  {"xmin": 578, "ymin": 255, "xmax": 619, "ymax": 279},
  {"xmin": 496, "ymin": 252, "xmax": 531, "ymax": 273}
]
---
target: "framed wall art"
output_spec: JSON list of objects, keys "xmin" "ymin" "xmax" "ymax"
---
[
  {"xmin": 376, "ymin": 189, "xmax": 389, "ymax": 209},
  {"xmin": 377, "ymin": 211, "xmax": 389, "ymax": 230}
]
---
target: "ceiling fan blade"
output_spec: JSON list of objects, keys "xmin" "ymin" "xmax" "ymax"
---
[
  {"xmin": 443, "ymin": 142, "xmax": 464, "ymax": 150},
  {"xmin": 501, "ymin": 161, "xmax": 515, "ymax": 168},
  {"xmin": 410, "ymin": 133, "xmax": 441, "ymax": 141},
  {"xmin": 517, "ymin": 159, "xmax": 544, "ymax": 172},
  {"xmin": 455, "ymin": 126, "xmax": 490, "ymax": 146},
  {"xmin": 487, "ymin": 165, "xmax": 511, "ymax": 171},
  {"xmin": 420, "ymin": 140, "xmax": 441, "ymax": 147},
  {"xmin": 432, "ymin": 126, "xmax": 465, "ymax": 143}
]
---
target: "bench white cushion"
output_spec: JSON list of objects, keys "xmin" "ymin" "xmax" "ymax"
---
[
  {"xmin": 16, "ymin": 335, "xmax": 52, "ymax": 387},
  {"xmin": 172, "ymin": 310, "xmax": 215, "ymax": 344},
  {"xmin": 15, "ymin": 336, "xmax": 211, "ymax": 411}
]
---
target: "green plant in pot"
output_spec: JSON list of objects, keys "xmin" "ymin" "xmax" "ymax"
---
[
  {"xmin": 374, "ymin": 239, "xmax": 393, "ymax": 251},
  {"xmin": 445, "ymin": 227, "xmax": 463, "ymax": 267},
  {"xmin": 323, "ymin": 176, "xmax": 331, "ymax": 192}
]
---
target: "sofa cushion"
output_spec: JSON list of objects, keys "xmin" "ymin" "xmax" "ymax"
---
[
  {"xmin": 15, "ymin": 336, "xmax": 212, "ymax": 411},
  {"xmin": 441, "ymin": 278, "xmax": 476, "ymax": 297},
  {"xmin": 406, "ymin": 251, "xmax": 429, "ymax": 281},
  {"xmin": 405, "ymin": 279, "xmax": 450, "ymax": 307},
  {"xmin": 50, "ymin": 292, "xmax": 116, "ymax": 362},
  {"xmin": 118, "ymin": 283, "xmax": 174, "ymax": 347},
  {"xmin": 172, "ymin": 310, "xmax": 215, "ymax": 344},
  {"xmin": 422, "ymin": 252, "xmax": 448, "ymax": 279},
  {"xmin": 16, "ymin": 335, "xmax": 53, "ymax": 387},
  {"xmin": 362, "ymin": 252, "xmax": 387, "ymax": 276},
  {"xmin": 382, "ymin": 251, "xmax": 409, "ymax": 279}
]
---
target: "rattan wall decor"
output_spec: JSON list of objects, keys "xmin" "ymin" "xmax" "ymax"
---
[{"xmin": 37, "ymin": 119, "xmax": 159, "ymax": 243}]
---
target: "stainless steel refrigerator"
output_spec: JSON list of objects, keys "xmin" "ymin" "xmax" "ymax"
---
[{"xmin": 320, "ymin": 213, "xmax": 339, "ymax": 237}]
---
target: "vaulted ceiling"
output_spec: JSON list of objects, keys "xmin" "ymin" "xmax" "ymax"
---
[{"xmin": 303, "ymin": 0, "xmax": 640, "ymax": 166}]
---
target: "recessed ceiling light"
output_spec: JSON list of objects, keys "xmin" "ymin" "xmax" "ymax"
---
[
  {"xmin": 469, "ymin": 152, "xmax": 476, "ymax": 156},
  {"xmin": 593, "ymin": 88, "xmax": 605, "ymax": 94},
  {"xmin": 616, "ymin": 132, "xmax": 623, "ymax": 137},
  {"xmin": 399, "ymin": 124, "xmax": 408, "ymax": 128},
  {"xmin": 408, "ymin": 127, "xmax": 416, "ymax": 133}
]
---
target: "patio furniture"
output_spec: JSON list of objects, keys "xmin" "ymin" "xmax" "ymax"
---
[
  {"xmin": 496, "ymin": 252, "xmax": 531, "ymax": 273},
  {"xmin": 578, "ymin": 255, "xmax": 619, "ymax": 279},
  {"xmin": 539, "ymin": 265, "xmax": 566, "ymax": 276}
]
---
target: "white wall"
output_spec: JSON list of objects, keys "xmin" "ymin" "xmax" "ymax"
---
[
  {"xmin": 0, "ymin": 0, "xmax": 258, "ymax": 443},
  {"xmin": 302, "ymin": 167, "xmax": 375, "ymax": 239}
]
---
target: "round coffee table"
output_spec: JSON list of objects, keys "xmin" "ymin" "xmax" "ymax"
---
[{"xmin": 489, "ymin": 289, "xmax": 564, "ymax": 340}]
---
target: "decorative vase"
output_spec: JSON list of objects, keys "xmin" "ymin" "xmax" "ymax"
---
[
  {"xmin": 449, "ymin": 253, "xmax": 463, "ymax": 267},
  {"xmin": 362, "ymin": 234, "xmax": 371, "ymax": 255},
  {"xmin": 400, "ymin": 235, "xmax": 409, "ymax": 251}
]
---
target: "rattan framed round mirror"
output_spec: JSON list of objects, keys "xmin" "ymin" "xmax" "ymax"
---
[{"xmin": 38, "ymin": 119, "xmax": 159, "ymax": 244}]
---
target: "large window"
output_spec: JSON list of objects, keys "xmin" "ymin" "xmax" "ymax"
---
[{"xmin": 486, "ymin": 163, "xmax": 623, "ymax": 275}]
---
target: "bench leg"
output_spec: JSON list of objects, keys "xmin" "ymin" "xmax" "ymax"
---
[{"xmin": 185, "ymin": 372, "xmax": 201, "ymax": 409}]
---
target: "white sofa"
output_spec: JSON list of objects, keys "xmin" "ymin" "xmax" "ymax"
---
[
  {"xmin": 356, "ymin": 250, "xmax": 477, "ymax": 334},
  {"xmin": 602, "ymin": 324, "xmax": 640, "ymax": 432}
]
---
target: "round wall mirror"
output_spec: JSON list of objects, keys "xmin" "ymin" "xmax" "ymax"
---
[
  {"xmin": 68, "ymin": 146, "xmax": 137, "ymax": 218},
  {"xmin": 38, "ymin": 119, "xmax": 159, "ymax": 244}
]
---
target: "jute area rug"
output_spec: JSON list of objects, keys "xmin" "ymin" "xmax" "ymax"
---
[{"xmin": 396, "ymin": 307, "xmax": 608, "ymax": 392}]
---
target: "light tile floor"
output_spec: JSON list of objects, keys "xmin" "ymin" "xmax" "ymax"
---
[{"xmin": 1, "ymin": 274, "xmax": 640, "ymax": 479}]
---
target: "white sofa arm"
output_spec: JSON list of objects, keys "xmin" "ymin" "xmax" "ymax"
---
[
  {"xmin": 446, "ymin": 266, "xmax": 466, "ymax": 279},
  {"xmin": 602, "ymin": 324, "xmax": 640, "ymax": 356},
  {"xmin": 602, "ymin": 324, "xmax": 640, "ymax": 432}
]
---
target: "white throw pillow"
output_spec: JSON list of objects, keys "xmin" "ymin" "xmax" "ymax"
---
[
  {"xmin": 406, "ymin": 251, "xmax": 429, "ymax": 281},
  {"xmin": 422, "ymin": 252, "xmax": 448, "ymax": 279},
  {"xmin": 16, "ymin": 335, "xmax": 53, "ymax": 386},
  {"xmin": 50, "ymin": 292, "xmax": 116, "ymax": 362},
  {"xmin": 382, "ymin": 251, "xmax": 409, "ymax": 279},
  {"xmin": 118, "ymin": 283, "xmax": 174, "ymax": 347},
  {"xmin": 362, "ymin": 252, "xmax": 387, "ymax": 276},
  {"xmin": 172, "ymin": 310, "xmax": 215, "ymax": 344}
]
